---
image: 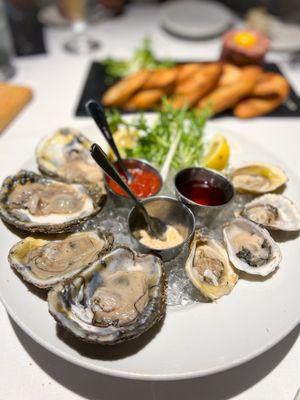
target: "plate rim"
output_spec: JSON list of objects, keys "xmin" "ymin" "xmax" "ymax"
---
[{"xmin": 1, "ymin": 119, "xmax": 300, "ymax": 381}]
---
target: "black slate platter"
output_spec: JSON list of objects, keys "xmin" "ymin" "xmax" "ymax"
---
[{"xmin": 75, "ymin": 61, "xmax": 300, "ymax": 117}]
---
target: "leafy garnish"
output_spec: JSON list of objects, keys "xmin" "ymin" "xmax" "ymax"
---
[
  {"xmin": 106, "ymin": 99, "xmax": 211, "ymax": 170},
  {"xmin": 103, "ymin": 37, "xmax": 175, "ymax": 79}
]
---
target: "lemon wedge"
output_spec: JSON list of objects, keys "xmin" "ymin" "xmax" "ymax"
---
[
  {"xmin": 108, "ymin": 128, "xmax": 139, "ymax": 160},
  {"xmin": 202, "ymin": 134, "xmax": 230, "ymax": 171}
]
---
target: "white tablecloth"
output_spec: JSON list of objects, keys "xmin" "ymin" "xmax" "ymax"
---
[{"xmin": 0, "ymin": 4, "xmax": 299, "ymax": 399}]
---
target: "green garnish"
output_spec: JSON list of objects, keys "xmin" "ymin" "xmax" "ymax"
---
[
  {"xmin": 106, "ymin": 99, "xmax": 211, "ymax": 170},
  {"xmin": 103, "ymin": 37, "xmax": 175, "ymax": 79}
]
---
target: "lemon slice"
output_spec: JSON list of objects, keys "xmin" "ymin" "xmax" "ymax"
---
[
  {"xmin": 108, "ymin": 128, "xmax": 139, "ymax": 160},
  {"xmin": 202, "ymin": 134, "xmax": 230, "ymax": 171}
]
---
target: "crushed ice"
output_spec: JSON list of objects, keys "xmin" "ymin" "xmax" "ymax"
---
[{"xmin": 76, "ymin": 186, "xmax": 252, "ymax": 308}]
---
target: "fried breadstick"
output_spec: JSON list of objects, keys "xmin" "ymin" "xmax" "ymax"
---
[
  {"xmin": 142, "ymin": 67, "xmax": 178, "ymax": 91},
  {"xmin": 197, "ymin": 66, "xmax": 262, "ymax": 114},
  {"xmin": 124, "ymin": 89, "xmax": 164, "ymax": 110},
  {"xmin": 167, "ymin": 91, "xmax": 203, "ymax": 110},
  {"xmin": 169, "ymin": 64, "xmax": 223, "ymax": 109},
  {"xmin": 234, "ymin": 72, "xmax": 290, "ymax": 118},
  {"xmin": 176, "ymin": 63, "xmax": 204, "ymax": 84},
  {"xmin": 251, "ymin": 72, "xmax": 290, "ymax": 99},
  {"xmin": 102, "ymin": 70, "xmax": 151, "ymax": 107},
  {"xmin": 234, "ymin": 97, "xmax": 283, "ymax": 118},
  {"xmin": 219, "ymin": 64, "xmax": 242, "ymax": 87},
  {"xmin": 175, "ymin": 63, "xmax": 222, "ymax": 95}
]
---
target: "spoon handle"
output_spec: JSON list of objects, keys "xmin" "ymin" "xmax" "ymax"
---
[
  {"xmin": 90, "ymin": 143, "xmax": 138, "ymax": 205},
  {"xmin": 85, "ymin": 100, "xmax": 131, "ymax": 179}
]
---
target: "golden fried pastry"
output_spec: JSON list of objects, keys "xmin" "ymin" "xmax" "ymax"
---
[
  {"xmin": 197, "ymin": 65, "xmax": 262, "ymax": 114},
  {"xmin": 124, "ymin": 89, "xmax": 164, "ymax": 110},
  {"xmin": 251, "ymin": 72, "xmax": 290, "ymax": 99},
  {"xmin": 167, "ymin": 92, "xmax": 203, "ymax": 110},
  {"xmin": 175, "ymin": 63, "xmax": 223, "ymax": 95},
  {"xmin": 176, "ymin": 63, "xmax": 203, "ymax": 84},
  {"xmin": 102, "ymin": 70, "xmax": 151, "ymax": 107},
  {"xmin": 142, "ymin": 67, "xmax": 178, "ymax": 91},
  {"xmin": 233, "ymin": 97, "xmax": 283, "ymax": 118},
  {"xmin": 233, "ymin": 72, "xmax": 290, "ymax": 118},
  {"xmin": 219, "ymin": 64, "xmax": 242, "ymax": 86},
  {"xmin": 169, "ymin": 63, "xmax": 222, "ymax": 109}
]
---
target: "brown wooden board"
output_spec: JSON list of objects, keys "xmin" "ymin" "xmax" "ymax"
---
[{"xmin": 0, "ymin": 83, "xmax": 33, "ymax": 133}]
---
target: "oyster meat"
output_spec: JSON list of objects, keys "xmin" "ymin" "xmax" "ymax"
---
[
  {"xmin": 8, "ymin": 230, "xmax": 113, "ymax": 288},
  {"xmin": 223, "ymin": 217, "xmax": 282, "ymax": 276},
  {"xmin": 0, "ymin": 170, "xmax": 106, "ymax": 233},
  {"xmin": 240, "ymin": 194, "xmax": 300, "ymax": 231},
  {"xmin": 228, "ymin": 162, "xmax": 288, "ymax": 194},
  {"xmin": 185, "ymin": 231, "xmax": 238, "ymax": 300},
  {"xmin": 48, "ymin": 247, "xmax": 166, "ymax": 344},
  {"xmin": 36, "ymin": 128, "xmax": 104, "ymax": 187}
]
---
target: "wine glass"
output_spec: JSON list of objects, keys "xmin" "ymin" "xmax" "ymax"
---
[{"xmin": 58, "ymin": 0, "xmax": 100, "ymax": 54}]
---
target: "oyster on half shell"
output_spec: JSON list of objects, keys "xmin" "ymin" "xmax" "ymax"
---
[
  {"xmin": 228, "ymin": 162, "xmax": 288, "ymax": 194},
  {"xmin": 36, "ymin": 128, "xmax": 104, "ymax": 187},
  {"xmin": 185, "ymin": 231, "xmax": 238, "ymax": 301},
  {"xmin": 8, "ymin": 230, "xmax": 113, "ymax": 289},
  {"xmin": 240, "ymin": 194, "xmax": 300, "ymax": 231},
  {"xmin": 0, "ymin": 170, "xmax": 106, "ymax": 233},
  {"xmin": 223, "ymin": 217, "xmax": 282, "ymax": 276},
  {"xmin": 48, "ymin": 247, "xmax": 166, "ymax": 344}
]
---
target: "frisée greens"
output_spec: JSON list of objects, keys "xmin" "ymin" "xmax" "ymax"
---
[
  {"xmin": 103, "ymin": 38, "xmax": 174, "ymax": 79},
  {"xmin": 107, "ymin": 100, "xmax": 211, "ymax": 170}
]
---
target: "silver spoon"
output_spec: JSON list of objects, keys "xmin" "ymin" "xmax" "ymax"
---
[
  {"xmin": 90, "ymin": 143, "xmax": 167, "ymax": 241},
  {"xmin": 85, "ymin": 100, "xmax": 133, "ymax": 182}
]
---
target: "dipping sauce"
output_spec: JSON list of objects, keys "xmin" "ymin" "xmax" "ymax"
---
[
  {"xmin": 177, "ymin": 179, "xmax": 228, "ymax": 206},
  {"xmin": 106, "ymin": 160, "xmax": 162, "ymax": 198},
  {"xmin": 138, "ymin": 225, "xmax": 183, "ymax": 250}
]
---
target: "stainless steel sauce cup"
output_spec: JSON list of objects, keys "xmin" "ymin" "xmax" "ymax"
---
[
  {"xmin": 128, "ymin": 195, "xmax": 195, "ymax": 261},
  {"xmin": 174, "ymin": 167, "xmax": 235, "ymax": 226},
  {"xmin": 105, "ymin": 158, "xmax": 163, "ymax": 208}
]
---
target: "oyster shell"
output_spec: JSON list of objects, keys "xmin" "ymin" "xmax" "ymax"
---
[
  {"xmin": 48, "ymin": 246, "xmax": 166, "ymax": 344},
  {"xmin": 223, "ymin": 217, "xmax": 282, "ymax": 276},
  {"xmin": 228, "ymin": 162, "xmax": 288, "ymax": 194},
  {"xmin": 185, "ymin": 231, "xmax": 238, "ymax": 300},
  {"xmin": 240, "ymin": 194, "xmax": 300, "ymax": 231},
  {"xmin": 8, "ymin": 230, "xmax": 113, "ymax": 289},
  {"xmin": 0, "ymin": 170, "xmax": 106, "ymax": 233},
  {"xmin": 36, "ymin": 128, "xmax": 104, "ymax": 187}
]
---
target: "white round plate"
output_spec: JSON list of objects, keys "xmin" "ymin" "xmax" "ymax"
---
[
  {"xmin": 0, "ymin": 120, "xmax": 299, "ymax": 381},
  {"xmin": 160, "ymin": 0, "xmax": 233, "ymax": 39}
]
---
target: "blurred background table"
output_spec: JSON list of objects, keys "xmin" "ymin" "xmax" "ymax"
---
[{"xmin": 0, "ymin": 3, "xmax": 299, "ymax": 399}]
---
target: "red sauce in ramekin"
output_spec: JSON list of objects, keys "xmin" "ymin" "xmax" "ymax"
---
[{"xmin": 106, "ymin": 161, "xmax": 161, "ymax": 198}]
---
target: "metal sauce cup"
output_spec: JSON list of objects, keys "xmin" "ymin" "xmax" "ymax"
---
[
  {"xmin": 174, "ymin": 167, "xmax": 235, "ymax": 226},
  {"xmin": 105, "ymin": 158, "xmax": 163, "ymax": 208},
  {"xmin": 128, "ymin": 196, "xmax": 195, "ymax": 261}
]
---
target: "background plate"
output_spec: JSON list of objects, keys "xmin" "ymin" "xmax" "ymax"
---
[
  {"xmin": 0, "ymin": 120, "xmax": 299, "ymax": 380},
  {"xmin": 159, "ymin": 0, "xmax": 233, "ymax": 40}
]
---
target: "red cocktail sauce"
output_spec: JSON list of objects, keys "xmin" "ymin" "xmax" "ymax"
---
[
  {"xmin": 178, "ymin": 179, "xmax": 227, "ymax": 206},
  {"xmin": 107, "ymin": 166, "xmax": 161, "ymax": 198}
]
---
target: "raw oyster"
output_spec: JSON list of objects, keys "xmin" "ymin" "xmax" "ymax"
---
[
  {"xmin": 240, "ymin": 194, "xmax": 300, "ymax": 231},
  {"xmin": 228, "ymin": 162, "xmax": 288, "ymax": 194},
  {"xmin": 185, "ymin": 231, "xmax": 238, "ymax": 301},
  {"xmin": 8, "ymin": 230, "xmax": 113, "ymax": 289},
  {"xmin": 36, "ymin": 128, "xmax": 104, "ymax": 187},
  {"xmin": 223, "ymin": 217, "xmax": 282, "ymax": 276},
  {"xmin": 0, "ymin": 170, "xmax": 106, "ymax": 233},
  {"xmin": 48, "ymin": 247, "xmax": 166, "ymax": 344}
]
